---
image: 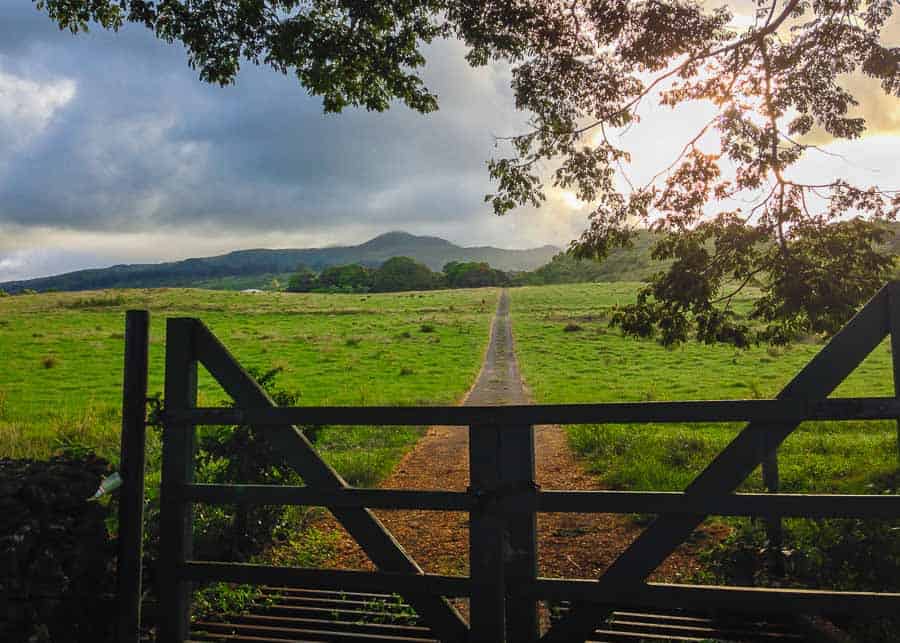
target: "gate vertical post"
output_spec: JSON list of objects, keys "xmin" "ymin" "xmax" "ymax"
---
[
  {"xmin": 501, "ymin": 424, "xmax": 539, "ymax": 641},
  {"xmin": 116, "ymin": 310, "xmax": 150, "ymax": 643},
  {"xmin": 159, "ymin": 319, "xmax": 198, "ymax": 642},
  {"xmin": 888, "ymin": 282, "xmax": 900, "ymax": 462},
  {"xmin": 469, "ymin": 424, "xmax": 506, "ymax": 642},
  {"xmin": 761, "ymin": 431, "xmax": 783, "ymax": 574}
]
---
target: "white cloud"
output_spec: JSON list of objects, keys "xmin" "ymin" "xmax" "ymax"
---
[{"xmin": 0, "ymin": 67, "xmax": 75, "ymax": 153}]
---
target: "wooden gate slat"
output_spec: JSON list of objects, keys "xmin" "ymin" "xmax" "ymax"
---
[
  {"xmin": 159, "ymin": 318, "xmax": 200, "ymax": 642},
  {"xmin": 888, "ymin": 282, "xmax": 900, "ymax": 461},
  {"xmin": 543, "ymin": 284, "xmax": 892, "ymax": 642},
  {"xmin": 190, "ymin": 320, "xmax": 469, "ymax": 643},
  {"xmin": 500, "ymin": 424, "xmax": 539, "ymax": 642},
  {"xmin": 469, "ymin": 424, "xmax": 508, "ymax": 642},
  {"xmin": 116, "ymin": 310, "xmax": 150, "ymax": 643}
]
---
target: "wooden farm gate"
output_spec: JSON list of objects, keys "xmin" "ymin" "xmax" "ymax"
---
[{"xmin": 114, "ymin": 282, "xmax": 900, "ymax": 642}]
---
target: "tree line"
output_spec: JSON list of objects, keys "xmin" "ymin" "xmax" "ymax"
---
[
  {"xmin": 285, "ymin": 257, "xmax": 512, "ymax": 293},
  {"xmin": 285, "ymin": 251, "xmax": 673, "ymax": 294}
]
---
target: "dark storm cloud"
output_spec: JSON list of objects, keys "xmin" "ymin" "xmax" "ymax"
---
[{"xmin": 0, "ymin": 3, "xmax": 522, "ymax": 235}]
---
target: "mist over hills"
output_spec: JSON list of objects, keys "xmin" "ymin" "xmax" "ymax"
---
[{"xmin": 1, "ymin": 232, "xmax": 560, "ymax": 293}]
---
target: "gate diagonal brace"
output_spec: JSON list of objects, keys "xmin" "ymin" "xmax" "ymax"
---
[
  {"xmin": 176, "ymin": 318, "xmax": 469, "ymax": 643},
  {"xmin": 542, "ymin": 283, "xmax": 894, "ymax": 643}
]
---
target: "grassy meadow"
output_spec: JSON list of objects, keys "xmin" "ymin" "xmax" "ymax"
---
[
  {"xmin": 3, "ymin": 281, "xmax": 900, "ymax": 622},
  {"xmin": 511, "ymin": 283, "xmax": 895, "ymax": 494},
  {"xmin": 0, "ymin": 287, "xmax": 498, "ymax": 484},
  {"xmin": 511, "ymin": 283, "xmax": 900, "ymax": 623}
]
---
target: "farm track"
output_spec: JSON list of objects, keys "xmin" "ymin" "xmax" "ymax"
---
[
  {"xmin": 200, "ymin": 289, "xmax": 814, "ymax": 642},
  {"xmin": 316, "ymin": 288, "xmax": 715, "ymax": 587}
]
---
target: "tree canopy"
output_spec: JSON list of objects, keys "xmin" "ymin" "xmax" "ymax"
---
[
  {"xmin": 285, "ymin": 265, "xmax": 317, "ymax": 292},
  {"xmin": 36, "ymin": 0, "xmax": 900, "ymax": 343},
  {"xmin": 372, "ymin": 256, "xmax": 438, "ymax": 291},
  {"xmin": 443, "ymin": 261, "xmax": 510, "ymax": 288},
  {"xmin": 317, "ymin": 264, "xmax": 373, "ymax": 292}
]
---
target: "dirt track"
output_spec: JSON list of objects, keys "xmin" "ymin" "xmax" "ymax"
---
[{"xmin": 320, "ymin": 289, "xmax": 711, "ymax": 583}]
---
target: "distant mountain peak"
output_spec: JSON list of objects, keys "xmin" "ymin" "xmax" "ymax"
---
[
  {"xmin": 370, "ymin": 231, "xmax": 419, "ymax": 241},
  {"xmin": 1, "ymin": 231, "xmax": 560, "ymax": 293},
  {"xmin": 360, "ymin": 231, "xmax": 453, "ymax": 249}
]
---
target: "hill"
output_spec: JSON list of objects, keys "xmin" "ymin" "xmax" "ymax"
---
[
  {"xmin": 0, "ymin": 232, "xmax": 558, "ymax": 293},
  {"xmin": 518, "ymin": 230, "xmax": 666, "ymax": 285},
  {"xmin": 519, "ymin": 221, "xmax": 900, "ymax": 286}
]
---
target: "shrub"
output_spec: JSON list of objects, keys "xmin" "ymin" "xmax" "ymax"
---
[
  {"xmin": 700, "ymin": 515, "xmax": 900, "ymax": 641},
  {"xmin": 193, "ymin": 366, "xmax": 314, "ymax": 560}
]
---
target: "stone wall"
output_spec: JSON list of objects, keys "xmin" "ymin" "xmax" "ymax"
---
[{"xmin": 0, "ymin": 456, "xmax": 116, "ymax": 642}]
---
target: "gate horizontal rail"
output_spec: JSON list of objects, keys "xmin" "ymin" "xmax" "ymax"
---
[
  {"xmin": 180, "ymin": 562, "xmax": 472, "ymax": 597},
  {"xmin": 164, "ymin": 396, "xmax": 900, "ymax": 426},
  {"xmin": 176, "ymin": 561, "xmax": 900, "ymax": 615},
  {"xmin": 522, "ymin": 581, "xmax": 900, "ymax": 615},
  {"xmin": 181, "ymin": 482, "xmax": 900, "ymax": 517}
]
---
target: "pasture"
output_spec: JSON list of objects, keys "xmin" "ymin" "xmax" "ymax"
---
[
  {"xmin": 511, "ymin": 283, "xmax": 895, "ymax": 494},
  {"xmin": 4, "ymin": 282, "xmax": 894, "ymax": 492},
  {"xmin": 4, "ymin": 282, "xmax": 900, "ymax": 633},
  {"xmin": 511, "ymin": 283, "xmax": 900, "ymax": 625},
  {"xmin": 0, "ymin": 287, "xmax": 498, "ymax": 485}
]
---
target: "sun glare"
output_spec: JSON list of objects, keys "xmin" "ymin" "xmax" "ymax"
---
[{"xmin": 560, "ymin": 190, "xmax": 586, "ymax": 210}]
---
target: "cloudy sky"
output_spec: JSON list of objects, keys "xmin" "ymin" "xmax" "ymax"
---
[{"xmin": 0, "ymin": 2, "xmax": 897, "ymax": 282}]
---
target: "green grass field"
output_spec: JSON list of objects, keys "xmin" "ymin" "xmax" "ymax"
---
[
  {"xmin": 0, "ymin": 287, "xmax": 498, "ymax": 483},
  {"xmin": 510, "ymin": 283, "xmax": 896, "ymax": 494},
  {"xmin": 512, "ymin": 284, "xmax": 900, "ymax": 624}
]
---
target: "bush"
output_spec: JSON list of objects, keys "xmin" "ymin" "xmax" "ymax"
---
[
  {"xmin": 137, "ymin": 367, "xmax": 315, "ymax": 624},
  {"xmin": 701, "ymin": 515, "xmax": 900, "ymax": 641},
  {"xmin": 193, "ymin": 367, "xmax": 315, "ymax": 560}
]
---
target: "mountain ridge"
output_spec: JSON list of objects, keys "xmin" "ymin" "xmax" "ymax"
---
[{"xmin": 1, "ymin": 232, "xmax": 559, "ymax": 293}]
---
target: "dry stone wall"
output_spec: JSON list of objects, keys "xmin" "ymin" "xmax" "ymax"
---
[{"xmin": 1, "ymin": 456, "xmax": 115, "ymax": 642}]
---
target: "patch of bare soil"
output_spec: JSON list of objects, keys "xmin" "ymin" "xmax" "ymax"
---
[{"xmin": 315, "ymin": 289, "xmax": 721, "ymax": 593}]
